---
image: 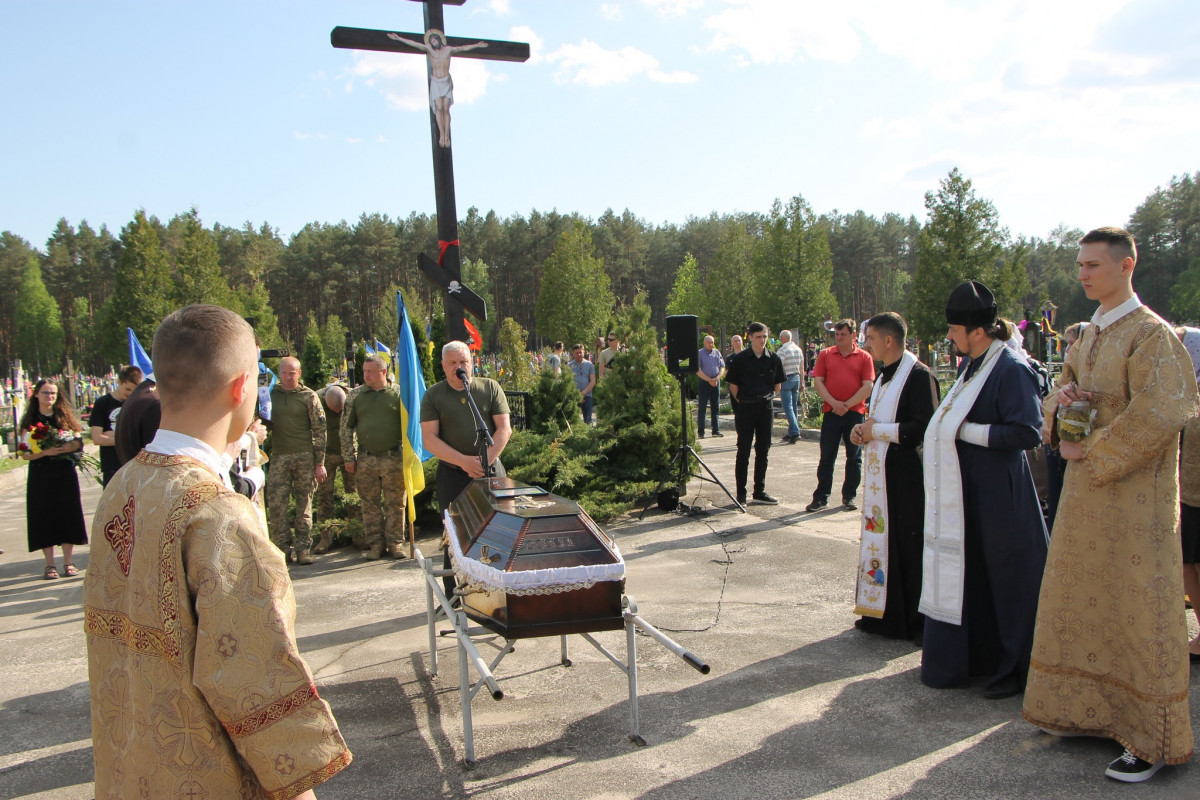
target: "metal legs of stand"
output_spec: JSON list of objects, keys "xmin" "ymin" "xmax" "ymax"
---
[{"xmin": 417, "ymin": 549, "xmax": 710, "ymax": 767}]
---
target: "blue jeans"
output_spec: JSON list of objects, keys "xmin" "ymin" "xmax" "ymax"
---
[
  {"xmin": 779, "ymin": 376, "xmax": 801, "ymax": 437},
  {"xmin": 580, "ymin": 394, "xmax": 594, "ymax": 424},
  {"xmin": 812, "ymin": 410, "xmax": 864, "ymax": 504},
  {"xmin": 696, "ymin": 381, "xmax": 720, "ymax": 434}
]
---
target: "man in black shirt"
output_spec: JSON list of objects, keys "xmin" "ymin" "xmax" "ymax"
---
[
  {"xmin": 725, "ymin": 322, "xmax": 785, "ymax": 505},
  {"xmin": 89, "ymin": 365, "xmax": 143, "ymax": 486}
]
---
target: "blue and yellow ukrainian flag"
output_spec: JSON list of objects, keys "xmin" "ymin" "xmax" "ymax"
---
[
  {"xmin": 396, "ymin": 292, "xmax": 432, "ymax": 523},
  {"xmin": 128, "ymin": 328, "xmax": 154, "ymax": 380}
]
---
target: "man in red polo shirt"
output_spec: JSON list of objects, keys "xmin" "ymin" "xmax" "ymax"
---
[{"xmin": 807, "ymin": 319, "xmax": 875, "ymax": 512}]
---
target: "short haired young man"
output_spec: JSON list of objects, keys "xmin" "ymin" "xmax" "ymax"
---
[
  {"xmin": 84, "ymin": 305, "xmax": 350, "ymax": 799},
  {"xmin": 725, "ymin": 322, "xmax": 784, "ymax": 505},
  {"xmin": 88, "ymin": 364, "xmax": 142, "ymax": 486},
  {"xmin": 1023, "ymin": 228, "xmax": 1199, "ymax": 782},
  {"xmin": 807, "ymin": 319, "xmax": 875, "ymax": 512},
  {"xmin": 849, "ymin": 312, "xmax": 940, "ymax": 639}
]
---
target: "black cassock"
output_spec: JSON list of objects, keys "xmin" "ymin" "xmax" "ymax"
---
[
  {"xmin": 921, "ymin": 347, "xmax": 1049, "ymax": 692},
  {"xmin": 856, "ymin": 358, "xmax": 940, "ymax": 640}
]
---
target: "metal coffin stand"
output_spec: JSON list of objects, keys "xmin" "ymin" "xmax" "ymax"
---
[{"xmin": 414, "ymin": 479, "xmax": 709, "ymax": 768}]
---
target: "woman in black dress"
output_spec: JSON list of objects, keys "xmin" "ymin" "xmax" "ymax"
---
[{"xmin": 19, "ymin": 379, "xmax": 88, "ymax": 579}]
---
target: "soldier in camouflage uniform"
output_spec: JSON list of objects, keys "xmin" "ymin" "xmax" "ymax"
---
[
  {"xmin": 265, "ymin": 357, "xmax": 326, "ymax": 565},
  {"xmin": 314, "ymin": 383, "xmax": 358, "ymax": 552},
  {"xmin": 341, "ymin": 354, "xmax": 407, "ymax": 560}
]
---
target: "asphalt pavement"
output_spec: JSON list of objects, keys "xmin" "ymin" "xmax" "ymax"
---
[{"xmin": 0, "ymin": 427, "xmax": 1197, "ymax": 799}]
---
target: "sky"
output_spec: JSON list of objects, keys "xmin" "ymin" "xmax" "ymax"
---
[{"xmin": 4, "ymin": 0, "xmax": 1198, "ymax": 250}]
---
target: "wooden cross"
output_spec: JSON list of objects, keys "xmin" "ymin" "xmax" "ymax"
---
[{"xmin": 332, "ymin": 0, "xmax": 530, "ymax": 344}]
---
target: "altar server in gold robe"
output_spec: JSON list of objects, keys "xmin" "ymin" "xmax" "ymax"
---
[
  {"xmin": 85, "ymin": 305, "xmax": 351, "ymax": 799},
  {"xmin": 1023, "ymin": 227, "xmax": 1198, "ymax": 783}
]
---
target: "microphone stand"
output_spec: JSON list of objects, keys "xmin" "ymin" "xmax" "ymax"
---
[{"xmin": 458, "ymin": 372, "xmax": 494, "ymax": 480}]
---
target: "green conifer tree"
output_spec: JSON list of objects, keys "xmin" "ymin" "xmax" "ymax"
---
[{"xmin": 15, "ymin": 260, "xmax": 65, "ymax": 375}]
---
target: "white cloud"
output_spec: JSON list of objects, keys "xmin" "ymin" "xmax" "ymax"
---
[
  {"xmin": 601, "ymin": 3, "xmax": 624, "ymax": 22},
  {"xmin": 703, "ymin": 1, "xmax": 861, "ymax": 64},
  {"xmin": 546, "ymin": 39, "xmax": 697, "ymax": 86},
  {"xmin": 344, "ymin": 51, "xmax": 491, "ymax": 111},
  {"xmin": 346, "ymin": 137, "xmax": 363, "ymax": 144},
  {"xmin": 649, "ymin": 69, "xmax": 699, "ymax": 84},
  {"xmin": 642, "ymin": 0, "xmax": 705, "ymax": 15},
  {"xmin": 857, "ymin": 117, "xmax": 921, "ymax": 140},
  {"xmin": 510, "ymin": 25, "xmax": 544, "ymax": 65},
  {"xmin": 486, "ymin": 0, "xmax": 511, "ymax": 14}
]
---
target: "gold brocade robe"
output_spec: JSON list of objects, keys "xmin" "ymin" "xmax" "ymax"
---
[
  {"xmin": 84, "ymin": 452, "xmax": 352, "ymax": 799},
  {"xmin": 1022, "ymin": 306, "xmax": 1198, "ymax": 764}
]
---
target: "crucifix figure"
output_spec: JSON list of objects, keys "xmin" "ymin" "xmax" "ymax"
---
[
  {"xmin": 332, "ymin": 0, "xmax": 530, "ymax": 343},
  {"xmin": 387, "ymin": 29, "xmax": 487, "ymax": 147}
]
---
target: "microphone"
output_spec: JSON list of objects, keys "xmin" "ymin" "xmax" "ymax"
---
[{"xmin": 455, "ymin": 367, "xmax": 469, "ymax": 385}]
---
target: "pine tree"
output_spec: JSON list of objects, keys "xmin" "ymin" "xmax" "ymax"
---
[
  {"xmin": 665, "ymin": 253, "xmax": 706, "ymax": 319},
  {"xmin": 103, "ymin": 210, "xmax": 173, "ymax": 362},
  {"xmin": 173, "ymin": 209, "xmax": 229, "ymax": 307},
  {"xmin": 535, "ymin": 221, "xmax": 614, "ymax": 346},
  {"xmin": 592, "ymin": 292, "xmax": 680, "ymax": 485},
  {"xmin": 15, "ymin": 261, "xmax": 65, "ymax": 375},
  {"xmin": 497, "ymin": 318, "xmax": 534, "ymax": 390},
  {"xmin": 301, "ymin": 314, "xmax": 326, "ymax": 387},
  {"xmin": 909, "ymin": 169, "xmax": 1013, "ymax": 349}
]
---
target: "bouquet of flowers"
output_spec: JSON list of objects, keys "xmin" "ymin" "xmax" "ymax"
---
[{"xmin": 19, "ymin": 422, "xmax": 103, "ymax": 484}]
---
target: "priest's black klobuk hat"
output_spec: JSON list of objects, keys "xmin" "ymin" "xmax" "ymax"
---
[{"xmin": 945, "ymin": 280, "xmax": 997, "ymax": 328}]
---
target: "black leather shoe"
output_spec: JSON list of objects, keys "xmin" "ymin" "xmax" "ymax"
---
[{"xmin": 806, "ymin": 500, "xmax": 827, "ymax": 512}]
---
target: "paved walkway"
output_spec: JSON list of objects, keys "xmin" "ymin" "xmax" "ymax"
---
[{"xmin": 0, "ymin": 432, "xmax": 1196, "ymax": 799}]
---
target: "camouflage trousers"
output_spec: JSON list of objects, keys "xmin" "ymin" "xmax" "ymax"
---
[
  {"xmin": 315, "ymin": 452, "xmax": 358, "ymax": 521},
  {"xmin": 356, "ymin": 453, "xmax": 407, "ymax": 549},
  {"xmin": 266, "ymin": 452, "xmax": 316, "ymax": 553}
]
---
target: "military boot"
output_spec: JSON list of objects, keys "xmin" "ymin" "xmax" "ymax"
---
[
  {"xmin": 295, "ymin": 550, "xmax": 315, "ymax": 566},
  {"xmin": 363, "ymin": 544, "xmax": 383, "ymax": 560},
  {"xmin": 312, "ymin": 531, "xmax": 334, "ymax": 555}
]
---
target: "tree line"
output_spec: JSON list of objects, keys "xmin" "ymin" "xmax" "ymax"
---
[{"xmin": 2, "ymin": 167, "xmax": 1197, "ymax": 378}]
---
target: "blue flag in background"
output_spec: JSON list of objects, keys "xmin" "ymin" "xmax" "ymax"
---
[
  {"xmin": 396, "ymin": 291, "xmax": 431, "ymax": 524},
  {"xmin": 127, "ymin": 328, "xmax": 154, "ymax": 380}
]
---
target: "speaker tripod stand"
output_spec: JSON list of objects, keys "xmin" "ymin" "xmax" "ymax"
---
[{"xmin": 639, "ymin": 374, "xmax": 745, "ymax": 519}]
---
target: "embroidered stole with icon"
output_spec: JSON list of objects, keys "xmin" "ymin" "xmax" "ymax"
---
[{"xmin": 854, "ymin": 350, "xmax": 917, "ymax": 618}]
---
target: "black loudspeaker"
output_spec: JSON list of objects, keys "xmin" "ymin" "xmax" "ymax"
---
[{"xmin": 665, "ymin": 314, "xmax": 699, "ymax": 375}]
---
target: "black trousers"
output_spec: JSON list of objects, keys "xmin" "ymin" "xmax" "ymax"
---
[
  {"xmin": 438, "ymin": 459, "xmax": 505, "ymax": 596},
  {"xmin": 696, "ymin": 381, "xmax": 720, "ymax": 434},
  {"xmin": 733, "ymin": 399, "xmax": 772, "ymax": 496},
  {"xmin": 813, "ymin": 410, "xmax": 864, "ymax": 504}
]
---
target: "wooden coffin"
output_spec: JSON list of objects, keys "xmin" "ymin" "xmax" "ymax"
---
[{"xmin": 446, "ymin": 477, "xmax": 625, "ymax": 639}]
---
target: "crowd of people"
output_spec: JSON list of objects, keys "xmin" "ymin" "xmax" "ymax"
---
[
  {"xmin": 7, "ymin": 224, "xmax": 1199, "ymax": 792},
  {"xmin": 678, "ymin": 226, "xmax": 1198, "ymax": 783}
]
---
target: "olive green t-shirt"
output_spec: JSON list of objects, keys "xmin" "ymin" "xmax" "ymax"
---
[
  {"xmin": 269, "ymin": 385, "xmax": 325, "ymax": 457},
  {"xmin": 420, "ymin": 378, "xmax": 510, "ymax": 456},
  {"xmin": 341, "ymin": 383, "xmax": 403, "ymax": 460}
]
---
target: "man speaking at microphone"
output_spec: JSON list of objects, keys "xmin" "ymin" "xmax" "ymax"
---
[
  {"xmin": 420, "ymin": 341, "xmax": 512, "ymax": 511},
  {"xmin": 422, "ymin": 341, "xmax": 511, "ymax": 600}
]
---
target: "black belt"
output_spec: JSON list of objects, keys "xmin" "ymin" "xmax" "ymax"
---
[
  {"xmin": 786, "ymin": 373, "xmax": 800, "ymax": 378},
  {"xmin": 362, "ymin": 447, "xmax": 400, "ymax": 457}
]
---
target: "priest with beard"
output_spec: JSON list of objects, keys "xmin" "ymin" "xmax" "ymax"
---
[
  {"xmin": 849, "ymin": 312, "xmax": 940, "ymax": 640},
  {"xmin": 919, "ymin": 280, "xmax": 1049, "ymax": 699}
]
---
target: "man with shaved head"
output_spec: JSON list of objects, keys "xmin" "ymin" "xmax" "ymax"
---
[
  {"xmin": 84, "ymin": 305, "xmax": 351, "ymax": 798},
  {"xmin": 313, "ymin": 382, "xmax": 357, "ymax": 551},
  {"xmin": 265, "ymin": 356, "xmax": 326, "ymax": 564}
]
